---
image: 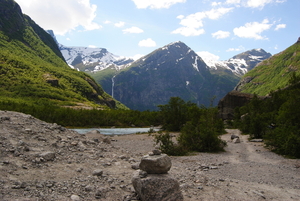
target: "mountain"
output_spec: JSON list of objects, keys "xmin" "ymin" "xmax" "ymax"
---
[
  {"xmin": 235, "ymin": 38, "xmax": 300, "ymax": 95},
  {"xmin": 59, "ymin": 44, "xmax": 133, "ymax": 72},
  {"xmin": 0, "ymin": 0, "xmax": 124, "ymax": 110},
  {"xmin": 96, "ymin": 41, "xmax": 237, "ymax": 111},
  {"xmin": 207, "ymin": 48, "xmax": 272, "ymax": 76}
]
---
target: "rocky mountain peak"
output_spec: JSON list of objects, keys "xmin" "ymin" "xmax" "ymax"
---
[
  {"xmin": 59, "ymin": 44, "xmax": 133, "ymax": 71},
  {"xmin": 207, "ymin": 48, "xmax": 272, "ymax": 76}
]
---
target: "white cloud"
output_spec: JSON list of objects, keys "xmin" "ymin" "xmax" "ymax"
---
[
  {"xmin": 123, "ymin": 27, "xmax": 144, "ymax": 34},
  {"xmin": 172, "ymin": 7, "xmax": 233, "ymax": 36},
  {"xmin": 214, "ymin": 0, "xmax": 285, "ymax": 8},
  {"xmin": 15, "ymin": 0, "xmax": 101, "ymax": 35},
  {"xmin": 197, "ymin": 51, "xmax": 220, "ymax": 63},
  {"xmin": 88, "ymin": 45, "xmax": 97, "ymax": 48},
  {"xmin": 115, "ymin": 21, "xmax": 125, "ymax": 28},
  {"xmin": 205, "ymin": 7, "xmax": 234, "ymax": 20},
  {"xmin": 246, "ymin": 0, "xmax": 273, "ymax": 8},
  {"xmin": 172, "ymin": 27, "xmax": 205, "ymax": 37},
  {"xmin": 233, "ymin": 19, "xmax": 273, "ymax": 40},
  {"xmin": 211, "ymin": 2, "xmax": 222, "ymax": 6},
  {"xmin": 275, "ymin": 24, "xmax": 286, "ymax": 31},
  {"xmin": 226, "ymin": 45, "xmax": 245, "ymax": 52},
  {"xmin": 131, "ymin": 0, "xmax": 186, "ymax": 9},
  {"xmin": 177, "ymin": 15, "xmax": 185, "ymax": 20},
  {"xmin": 104, "ymin": 20, "xmax": 111, "ymax": 24},
  {"xmin": 212, "ymin": 30, "xmax": 230, "ymax": 39},
  {"xmin": 138, "ymin": 38, "xmax": 157, "ymax": 47}
]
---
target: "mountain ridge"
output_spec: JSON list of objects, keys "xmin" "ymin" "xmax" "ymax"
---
[
  {"xmin": 206, "ymin": 48, "xmax": 272, "ymax": 76},
  {"xmin": 235, "ymin": 38, "xmax": 300, "ymax": 95},
  {"xmin": 59, "ymin": 44, "xmax": 133, "ymax": 72}
]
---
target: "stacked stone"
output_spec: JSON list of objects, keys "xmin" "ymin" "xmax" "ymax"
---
[{"xmin": 132, "ymin": 149, "xmax": 183, "ymax": 201}]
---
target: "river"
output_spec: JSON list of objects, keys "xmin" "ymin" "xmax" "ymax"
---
[{"xmin": 72, "ymin": 127, "xmax": 159, "ymax": 135}]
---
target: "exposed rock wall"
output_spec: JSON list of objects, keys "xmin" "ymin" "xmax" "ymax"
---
[{"xmin": 218, "ymin": 91, "xmax": 255, "ymax": 120}]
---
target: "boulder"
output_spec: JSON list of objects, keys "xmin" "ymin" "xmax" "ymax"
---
[
  {"xmin": 233, "ymin": 138, "xmax": 240, "ymax": 143},
  {"xmin": 132, "ymin": 171, "xmax": 183, "ymax": 201},
  {"xmin": 40, "ymin": 151, "xmax": 55, "ymax": 161},
  {"xmin": 92, "ymin": 169, "xmax": 103, "ymax": 176},
  {"xmin": 231, "ymin": 134, "xmax": 239, "ymax": 140},
  {"xmin": 139, "ymin": 154, "xmax": 171, "ymax": 174}
]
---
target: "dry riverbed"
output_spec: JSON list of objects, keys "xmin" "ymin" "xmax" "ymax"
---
[{"xmin": 0, "ymin": 110, "xmax": 300, "ymax": 201}]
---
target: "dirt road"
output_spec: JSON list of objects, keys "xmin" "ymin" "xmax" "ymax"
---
[{"xmin": 166, "ymin": 129, "xmax": 300, "ymax": 201}]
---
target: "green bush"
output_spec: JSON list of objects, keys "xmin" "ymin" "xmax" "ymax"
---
[
  {"xmin": 154, "ymin": 131, "xmax": 187, "ymax": 156},
  {"xmin": 155, "ymin": 97, "xmax": 226, "ymax": 155},
  {"xmin": 178, "ymin": 108, "xmax": 226, "ymax": 152}
]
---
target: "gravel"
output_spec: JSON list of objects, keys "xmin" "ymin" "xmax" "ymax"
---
[{"xmin": 1, "ymin": 110, "xmax": 300, "ymax": 201}]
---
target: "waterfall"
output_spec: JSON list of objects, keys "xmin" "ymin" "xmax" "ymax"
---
[{"xmin": 112, "ymin": 75, "xmax": 116, "ymax": 98}]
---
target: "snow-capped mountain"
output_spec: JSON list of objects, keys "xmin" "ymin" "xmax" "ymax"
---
[
  {"xmin": 58, "ymin": 44, "xmax": 133, "ymax": 72},
  {"xmin": 102, "ymin": 41, "xmax": 238, "ymax": 110},
  {"xmin": 204, "ymin": 49, "xmax": 272, "ymax": 76}
]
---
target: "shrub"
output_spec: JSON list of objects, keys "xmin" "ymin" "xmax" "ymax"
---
[{"xmin": 154, "ymin": 131, "xmax": 187, "ymax": 156}]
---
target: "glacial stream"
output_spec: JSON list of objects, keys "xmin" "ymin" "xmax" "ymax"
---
[{"xmin": 72, "ymin": 127, "xmax": 159, "ymax": 135}]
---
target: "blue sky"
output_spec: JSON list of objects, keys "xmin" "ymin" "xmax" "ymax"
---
[{"xmin": 15, "ymin": 0, "xmax": 299, "ymax": 62}]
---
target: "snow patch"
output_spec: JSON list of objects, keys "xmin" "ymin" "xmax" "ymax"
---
[{"xmin": 192, "ymin": 56, "xmax": 200, "ymax": 72}]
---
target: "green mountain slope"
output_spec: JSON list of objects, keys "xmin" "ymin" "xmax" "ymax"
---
[
  {"xmin": 235, "ymin": 39, "xmax": 300, "ymax": 95},
  {"xmin": 0, "ymin": 0, "xmax": 122, "ymax": 109}
]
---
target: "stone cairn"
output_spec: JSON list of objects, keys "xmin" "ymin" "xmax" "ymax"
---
[{"xmin": 132, "ymin": 149, "xmax": 183, "ymax": 201}]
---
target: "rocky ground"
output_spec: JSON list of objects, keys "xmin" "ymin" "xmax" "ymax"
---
[{"xmin": 1, "ymin": 110, "xmax": 300, "ymax": 201}]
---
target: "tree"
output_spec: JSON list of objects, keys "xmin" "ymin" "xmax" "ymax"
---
[{"xmin": 158, "ymin": 97, "xmax": 193, "ymax": 131}]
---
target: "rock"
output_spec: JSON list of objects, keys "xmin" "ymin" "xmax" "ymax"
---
[
  {"xmin": 131, "ymin": 162, "xmax": 140, "ymax": 170},
  {"xmin": 250, "ymin": 139, "xmax": 263, "ymax": 142},
  {"xmin": 103, "ymin": 137, "xmax": 111, "ymax": 144},
  {"xmin": 71, "ymin": 194, "xmax": 80, "ymax": 201},
  {"xmin": 218, "ymin": 91, "xmax": 264, "ymax": 120},
  {"xmin": 152, "ymin": 149, "xmax": 161, "ymax": 155},
  {"xmin": 92, "ymin": 169, "xmax": 103, "ymax": 176},
  {"xmin": 132, "ymin": 171, "xmax": 183, "ymax": 201},
  {"xmin": 231, "ymin": 134, "xmax": 239, "ymax": 140},
  {"xmin": 86, "ymin": 130, "xmax": 101, "ymax": 135},
  {"xmin": 46, "ymin": 78, "xmax": 59, "ymax": 87},
  {"xmin": 40, "ymin": 151, "xmax": 56, "ymax": 161},
  {"xmin": 233, "ymin": 138, "xmax": 240, "ymax": 143},
  {"xmin": 85, "ymin": 185, "xmax": 93, "ymax": 192},
  {"xmin": 139, "ymin": 154, "xmax": 171, "ymax": 174},
  {"xmin": 138, "ymin": 170, "xmax": 148, "ymax": 178}
]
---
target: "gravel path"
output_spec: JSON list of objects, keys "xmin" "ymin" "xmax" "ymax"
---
[{"xmin": 113, "ymin": 129, "xmax": 300, "ymax": 201}]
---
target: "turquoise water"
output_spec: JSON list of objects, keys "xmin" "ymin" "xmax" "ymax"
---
[{"xmin": 72, "ymin": 127, "xmax": 159, "ymax": 135}]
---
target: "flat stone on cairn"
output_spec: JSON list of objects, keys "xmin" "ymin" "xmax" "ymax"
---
[{"xmin": 139, "ymin": 150, "xmax": 171, "ymax": 174}]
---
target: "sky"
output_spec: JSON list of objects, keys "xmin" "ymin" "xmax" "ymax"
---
[{"xmin": 15, "ymin": 0, "xmax": 299, "ymax": 62}]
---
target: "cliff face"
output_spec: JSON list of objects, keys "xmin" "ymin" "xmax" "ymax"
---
[
  {"xmin": 218, "ymin": 91, "xmax": 255, "ymax": 120},
  {"xmin": 0, "ymin": 0, "xmax": 25, "ymax": 34}
]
